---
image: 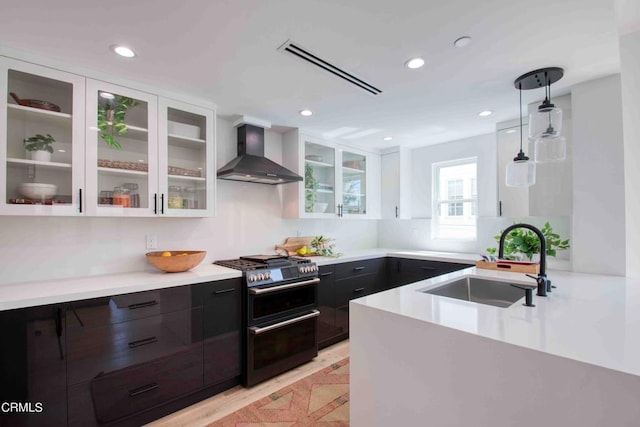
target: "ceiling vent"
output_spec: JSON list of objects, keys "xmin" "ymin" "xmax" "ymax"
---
[{"xmin": 278, "ymin": 39, "xmax": 382, "ymax": 95}]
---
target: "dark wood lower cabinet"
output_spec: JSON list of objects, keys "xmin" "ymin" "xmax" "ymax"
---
[
  {"xmin": 0, "ymin": 305, "xmax": 67, "ymax": 427},
  {"xmin": 1, "ymin": 278, "xmax": 242, "ymax": 427}
]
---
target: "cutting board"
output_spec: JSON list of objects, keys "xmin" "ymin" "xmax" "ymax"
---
[
  {"xmin": 476, "ymin": 260, "xmax": 540, "ymax": 274},
  {"xmin": 275, "ymin": 236, "xmax": 314, "ymax": 256}
]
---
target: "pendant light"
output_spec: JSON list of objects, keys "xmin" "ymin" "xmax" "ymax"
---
[
  {"xmin": 506, "ymin": 82, "xmax": 536, "ymax": 187},
  {"xmin": 515, "ymin": 67, "xmax": 566, "ymax": 163}
]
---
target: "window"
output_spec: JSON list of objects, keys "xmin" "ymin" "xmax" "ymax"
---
[{"xmin": 433, "ymin": 158, "xmax": 477, "ymax": 240}]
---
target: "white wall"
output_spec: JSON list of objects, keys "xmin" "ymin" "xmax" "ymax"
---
[
  {"xmin": 0, "ymin": 117, "xmax": 377, "ymax": 284},
  {"xmin": 571, "ymin": 74, "xmax": 626, "ymax": 276},
  {"xmin": 620, "ymin": 30, "xmax": 640, "ymax": 278}
]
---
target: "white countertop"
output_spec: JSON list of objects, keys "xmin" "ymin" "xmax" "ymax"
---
[
  {"xmin": 351, "ymin": 267, "xmax": 640, "ymax": 377},
  {"xmin": 0, "ymin": 248, "xmax": 479, "ymax": 311}
]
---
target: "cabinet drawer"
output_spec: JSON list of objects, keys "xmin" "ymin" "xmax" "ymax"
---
[
  {"xmin": 335, "ymin": 274, "xmax": 377, "ymax": 307},
  {"xmin": 66, "ymin": 285, "xmax": 197, "ymax": 329},
  {"xmin": 87, "ymin": 346, "xmax": 203, "ymax": 425},
  {"xmin": 334, "ymin": 258, "xmax": 385, "ymax": 279},
  {"xmin": 67, "ymin": 308, "xmax": 202, "ymax": 385}
]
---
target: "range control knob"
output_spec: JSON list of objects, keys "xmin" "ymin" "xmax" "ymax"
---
[
  {"xmin": 248, "ymin": 275, "xmax": 255, "ymax": 282},
  {"xmin": 258, "ymin": 273, "xmax": 265, "ymax": 281},
  {"xmin": 265, "ymin": 272, "xmax": 271, "ymax": 279}
]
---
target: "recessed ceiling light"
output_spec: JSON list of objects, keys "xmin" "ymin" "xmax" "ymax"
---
[
  {"xmin": 100, "ymin": 92, "xmax": 115, "ymax": 100},
  {"xmin": 506, "ymin": 129, "xmax": 516, "ymax": 134},
  {"xmin": 478, "ymin": 110, "xmax": 493, "ymax": 117},
  {"xmin": 454, "ymin": 36, "xmax": 472, "ymax": 48},
  {"xmin": 383, "ymin": 136, "xmax": 393, "ymax": 141},
  {"xmin": 57, "ymin": 149, "xmax": 66, "ymax": 153},
  {"xmin": 299, "ymin": 109, "xmax": 313, "ymax": 116},
  {"xmin": 405, "ymin": 57, "xmax": 425, "ymax": 69},
  {"xmin": 111, "ymin": 45, "xmax": 136, "ymax": 58}
]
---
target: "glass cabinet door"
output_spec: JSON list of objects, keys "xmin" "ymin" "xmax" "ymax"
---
[
  {"xmin": 304, "ymin": 141, "xmax": 336, "ymax": 215},
  {"xmin": 1, "ymin": 57, "xmax": 85, "ymax": 215},
  {"xmin": 341, "ymin": 150, "xmax": 367, "ymax": 215},
  {"xmin": 158, "ymin": 98, "xmax": 214, "ymax": 217},
  {"xmin": 85, "ymin": 79, "xmax": 158, "ymax": 216}
]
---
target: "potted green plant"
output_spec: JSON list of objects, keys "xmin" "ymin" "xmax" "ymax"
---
[
  {"xmin": 486, "ymin": 222, "xmax": 570, "ymax": 261},
  {"xmin": 97, "ymin": 94, "xmax": 138, "ymax": 149},
  {"xmin": 24, "ymin": 133, "xmax": 55, "ymax": 162},
  {"xmin": 305, "ymin": 163, "xmax": 319, "ymax": 212}
]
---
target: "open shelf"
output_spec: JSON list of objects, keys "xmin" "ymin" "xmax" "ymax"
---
[
  {"xmin": 305, "ymin": 159, "xmax": 334, "ymax": 168},
  {"xmin": 7, "ymin": 157, "xmax": 72, "ymax": 170},
  {"xmin": 167, "ymin": 174, "xmax": 206, "ymax": 182},
  {"xmin": 98, "ymin": 167, "xmax": 149, "ymax": 177},
  {"xmin": 168, "ymin": 134, "xmax": 206, "ymax": 148},
  {"xmin": 342, "ymin": 166, "xmax": 365, "ymax": 174},
  {"xmin": 8, "ymin": 103, "xmax": 72, "ymax": 120},
  {"xmin": 102, "ymin": 122, "xmax": 148, "ymax": 141}
]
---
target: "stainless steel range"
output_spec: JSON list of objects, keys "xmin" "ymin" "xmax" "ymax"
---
[{"xmin": 214, "ymin": 255, "xmax": 320, "ymax": 387}]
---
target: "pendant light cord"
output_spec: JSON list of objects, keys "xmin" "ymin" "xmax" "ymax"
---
[{"xmin": 519, "ymin": 82, "xmax": 523, "ymax": 155}]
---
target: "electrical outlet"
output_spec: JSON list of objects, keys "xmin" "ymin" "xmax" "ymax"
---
[{"xmin": 146, "ymin": 234, "xmax": 157, "ymax": 250}]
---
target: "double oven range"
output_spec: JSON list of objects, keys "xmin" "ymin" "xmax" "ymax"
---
[{"xmin": 214, "ymin": 255, "xmax": 320, "ymax": 387}]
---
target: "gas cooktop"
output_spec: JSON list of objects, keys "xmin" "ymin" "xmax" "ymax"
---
[{"xmin": 214, "ymin": 255, "xmax": 312, "ymax": 272}]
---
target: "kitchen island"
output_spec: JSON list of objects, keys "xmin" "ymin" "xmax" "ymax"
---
[{"xmin": 350, "ymin": 267, "xmax": 640, "ymax": 427}]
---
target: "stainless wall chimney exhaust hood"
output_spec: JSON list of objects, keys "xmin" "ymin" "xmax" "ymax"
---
[{"xmin": 217, "ymin": 124, "xmax": 303, "ymax": 185}]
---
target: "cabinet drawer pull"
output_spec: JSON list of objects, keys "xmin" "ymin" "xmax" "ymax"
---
[
  {"xmin": 320, "ymin": 272, "xmax": 333, "ymax": 277},
  {"xmin": 128, "ymin": 336, "xmax": 158, "ymax": 348},
  {"xmin": 353, "ymin": 266, "xmax": 365, "ymax": 271},
  {"xmin": 79, "ymin": 188, "xmax": 83, "ymax": 213},
  {"xmin": 129, "ymin": 382, "xmax": 159, "ymax": 397},
  {"xmin": 127, "ymin": 300, "xmax": 158, "ymax": 310},
  {"xmin": 214, "ymin": 288, "xmax": 235, "ymax": 295},
  {"xmin": 420, "ymin": 267, "xmax": 437, "ymax": 271},
  {"xmin": 353, "ymin": 287, "xmax": 365, "ymax": 293}
]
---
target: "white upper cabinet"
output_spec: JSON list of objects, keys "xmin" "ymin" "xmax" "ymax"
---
[
  {"xmin": 85, "ymin": 79, "xmax": 158, "ymax": 216},
  {"xmin": 283, "ymin": 130, "xmax": 380, "ymax": 219},
  {"xmin": 0, "ymin": 56, "xmax": 216, "ymax": 217},
  {"xmin": 158, "ymin": 98, "xmax": 215, "ymax": 217},
  {"xmin": 0, "ymin": 57, "xmax": 86, "ymax": 216},
  {"xmin": 381, "ymin": 146, "xmax": 412, "ymax": 219}
]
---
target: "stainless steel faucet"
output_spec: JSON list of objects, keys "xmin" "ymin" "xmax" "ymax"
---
[{"xmin": 498, "ymin": 223, "xmax": 550, "ymax": 297}]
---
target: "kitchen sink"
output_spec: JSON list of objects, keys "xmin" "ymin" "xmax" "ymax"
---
[{"xmin": 421, "ymin": 276, "xmax": 526, "ymax": 308}]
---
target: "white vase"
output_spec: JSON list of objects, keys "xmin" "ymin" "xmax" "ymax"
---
[{"xmin": 30, "ymin": 150, "xmax": 51, "ymax": 162}]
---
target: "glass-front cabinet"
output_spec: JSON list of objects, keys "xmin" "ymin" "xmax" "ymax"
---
[
  {"xmin": 341, "ymin": 150, "xmax": 367, "ymax": 216},
  {"xmin": 159, "ymin": 98, "xmax": 215, "ymax": 217},
  {"xmin": 85, "ymin": 80, "xmax": 158, "ymax": 216},
  {"xmin": 0, "ymin": 57, "xmax": 85, "ymax": 215},
  {"xmin": 1, "ymin": 56, "xmax": 216, "ymax": 218},
  {"xmin": 304, "ymin": 141, "xmax": 336, "ymax": 215},
  {"xmin": 283, "ymin": 130, "xmax": 378, "ymax": 219}
]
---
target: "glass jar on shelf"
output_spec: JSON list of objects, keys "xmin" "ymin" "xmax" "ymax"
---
[
  {"xmin": 98, "ymin": 190, "xmax": 113, "ymax": 205},
  {"xmin": 122, "ymin": 183, "xmax": 139, "ymax": 208},
  {"xmin": 168, "ymin": 185, "xmax": 184, "ymax": 209},
  {"xmin": 183, "ymin": 186, "xmax": 198, "ymax": 209},
  {"xmin": 112, "ymin": 186, "xmax": 130, "ymax": 207}
]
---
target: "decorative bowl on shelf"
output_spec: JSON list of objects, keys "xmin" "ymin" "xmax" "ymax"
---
[
  {"xmin": 313, "ymin": 203, "xmax": 328, "ymax": 213},
  {"xmin": 145, "ymin": 250, "xmax": 206, "ymax": 273},
  {"xmin": 17, "ymin": 183, "xmax": 57, "ymax": 200}
]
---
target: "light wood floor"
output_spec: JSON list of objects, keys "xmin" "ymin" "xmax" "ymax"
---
[{"xmin": 147, "ymin": 340, "xmax": 350, "ymax": 427}]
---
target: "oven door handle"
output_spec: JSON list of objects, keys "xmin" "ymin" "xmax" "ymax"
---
[
  {"xmin": 249, "ymin": 310, "xmax": 320, "ymax": 335},
  {"xmin": 249, "ymin": 277, "xmax": 320, "ymax": 295}
]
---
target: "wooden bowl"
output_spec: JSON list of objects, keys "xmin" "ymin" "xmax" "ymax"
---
[{"xmin": 145, "ymin": 250, "xmax": 206, "ymax": 273}]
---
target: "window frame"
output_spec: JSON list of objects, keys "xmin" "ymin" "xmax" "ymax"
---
[{"xmin": 432, "ymin": 157, "xmax": 478, "ymax": 241}]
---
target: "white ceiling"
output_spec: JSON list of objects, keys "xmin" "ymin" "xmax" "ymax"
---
[{"xmin": 0, "ymin": 0, "xmax": 626, "ymax": 150}]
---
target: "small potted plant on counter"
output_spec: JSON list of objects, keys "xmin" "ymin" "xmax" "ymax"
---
[
  {"xmin": 486, "ymin": 222, "xmax": 570, "ymax": 261},
  {"xmin": 24, "ymin": 133, "xmax": 55, "ymax": 162}
]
